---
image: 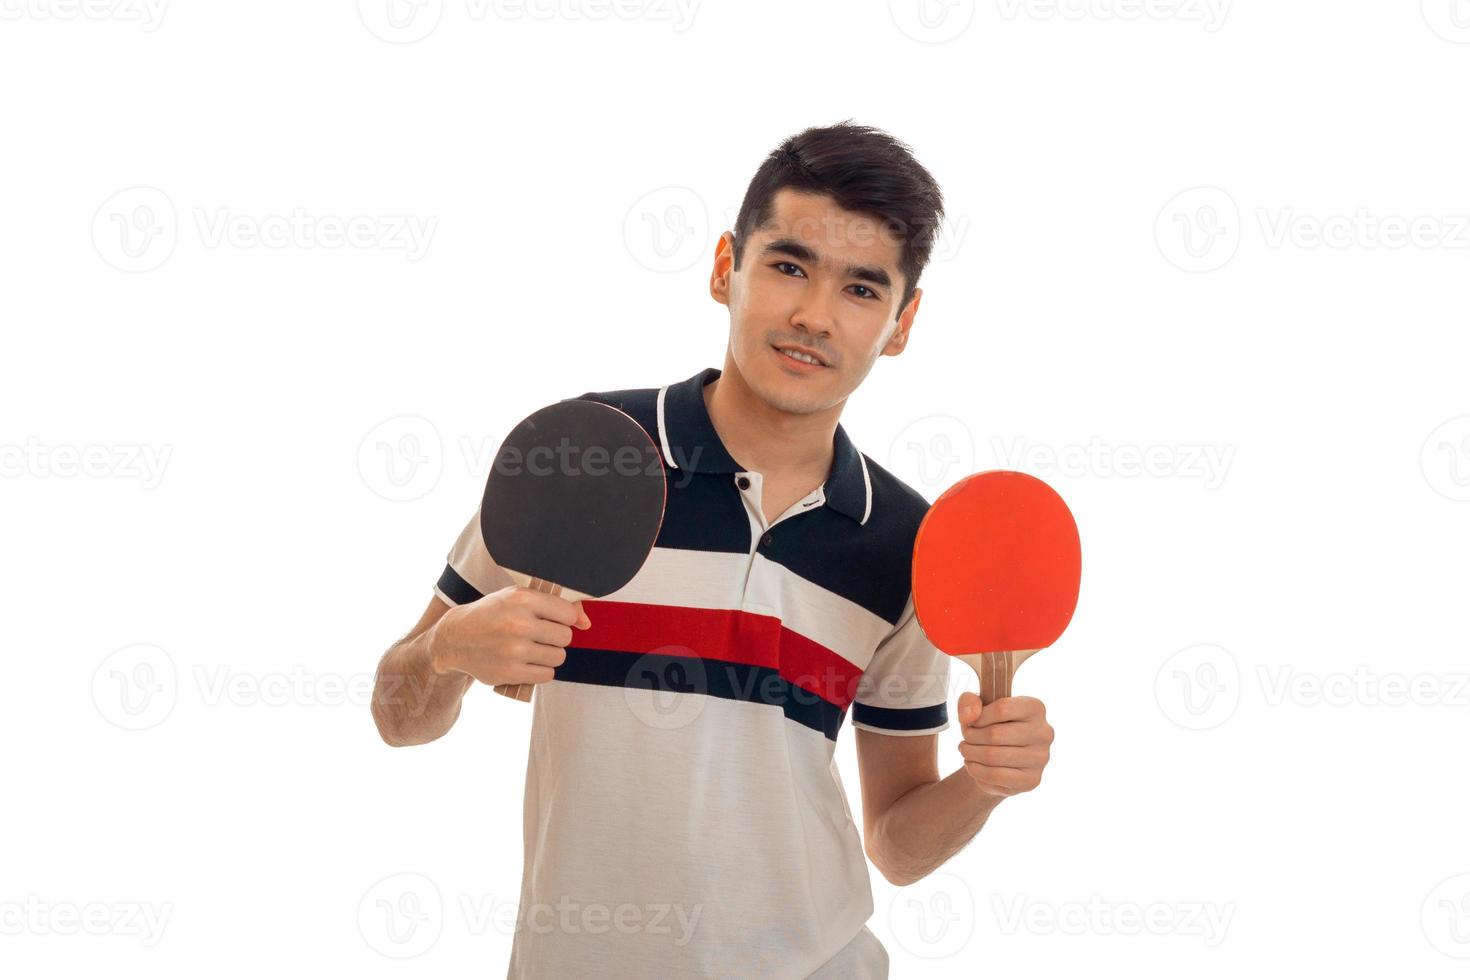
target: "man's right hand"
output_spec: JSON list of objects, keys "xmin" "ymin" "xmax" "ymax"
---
[{"xmin": 428, "ymin": 586, "xmax": 591, "ymax": 689}]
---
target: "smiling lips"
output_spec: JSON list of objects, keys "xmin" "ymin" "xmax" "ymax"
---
[{"xmin": 773, "ymin": 343, "xmax": 829, "ymax": 368}]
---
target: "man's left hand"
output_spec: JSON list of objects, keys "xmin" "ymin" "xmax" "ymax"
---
[{"xmin": 956, "ymin": 693, "xmax": 1053, "ymax": 799}]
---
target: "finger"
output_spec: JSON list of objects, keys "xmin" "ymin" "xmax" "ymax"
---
[
  {"xmin": 521, "ymin": 641, "xmax": 569, "ymax": 669},
  {"xmin": 963, "ymin": 721, "xmax": 1054, "ymax": 747},
  {"xmin": 957, "ymin": 743, "xmax": 1048, "ymax": 769},
  {"xmin": 519, "ymin": 589, "xmax": 584, "ymax": 627},
  {"xmin": 525, "ymin": 618, "xmax": 575, "ymax": 649},
  {"xmin": 976, "ymin": 696, "xmax": 1045, "ymax": 727},
  {"xmin": 956, "ymin": 692, "xmax": 982, "ymax": 727}
]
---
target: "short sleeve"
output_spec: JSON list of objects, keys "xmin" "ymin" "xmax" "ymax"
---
[
  {"xmin": 850, "ymin": 593, "xmax": 951, "ymax": 736},
  {"xmin": 432, "ymin": 506, "xmax": 513, "ymax": 607}
]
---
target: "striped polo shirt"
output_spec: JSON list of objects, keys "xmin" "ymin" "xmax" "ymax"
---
[{"xmin": 434, "ymin": 366, "xmax": 951, "ymax": 978}]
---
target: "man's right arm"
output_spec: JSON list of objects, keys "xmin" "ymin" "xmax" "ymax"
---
[
  {"xmin": 370, "ymin": 588, "xmax": 588, "ymax": 747},
  {"xmin": 370, "ymin": 596, "xmax": 471, "ymax": 748}
]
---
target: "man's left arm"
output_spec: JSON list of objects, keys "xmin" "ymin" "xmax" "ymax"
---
[{"xmin": 857, "ymin": 693, "xmax": 1054, "ymax": 886}]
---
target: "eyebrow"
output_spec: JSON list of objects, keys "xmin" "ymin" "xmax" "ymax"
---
[{"xmin": 760, "ymin": 238, "xmax": 894, "ymax": 291}]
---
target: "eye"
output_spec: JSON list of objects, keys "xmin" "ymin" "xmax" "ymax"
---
[
  {"xmin": 850, "ymin": 284, "xmax": 878, "ymax": 300},
  {"xmin": 772, "ymin": 261, "xmax": 806, "ymax": 278}
]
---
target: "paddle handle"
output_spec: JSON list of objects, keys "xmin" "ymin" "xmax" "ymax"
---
[
  {"xmin": 492, "ymin": 578, "xmax": 565, "ymax": 703},
  {"xmin": 959, "ymin": 650, "xmax": 1039, "ymax": 706}
]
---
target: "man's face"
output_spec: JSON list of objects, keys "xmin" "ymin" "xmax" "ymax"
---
[{"xmin": 710, "ymin": 189, "xmax": 920, "ymax": 415}]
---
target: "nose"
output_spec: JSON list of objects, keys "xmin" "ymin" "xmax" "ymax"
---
[{"xmin": 790, "ymin": 298, "xmax": 836, "ymax": 339}]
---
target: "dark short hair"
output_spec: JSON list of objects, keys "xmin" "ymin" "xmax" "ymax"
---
[{"xmin": 731, "ymin": 120, "xmax": 945, "ymax": 315}]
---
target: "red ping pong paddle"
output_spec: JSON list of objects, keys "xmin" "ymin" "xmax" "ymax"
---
[
  {"xmin": 912, "ymin": 470, "xmax": 1081, "ymax": 705},
  {"xmin": 480, "ymin": 399, "xmax": 666, "ymax": 702}
]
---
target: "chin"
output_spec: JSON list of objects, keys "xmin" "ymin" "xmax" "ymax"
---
[{"xmin": 754, "ymin": 366, "xmax": 837, "ymax": 415}]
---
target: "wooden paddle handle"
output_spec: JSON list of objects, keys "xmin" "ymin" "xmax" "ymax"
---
[
  {"xmin": 492, "ymin": 578, "xmax": 565, "ymax": 703},
  {"xmin": 959, "ymin": 650, "xmax": 1039, "ymax": 706}
]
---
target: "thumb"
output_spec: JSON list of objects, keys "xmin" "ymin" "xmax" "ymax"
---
[
  {"xmin": 573, "ymin": 601, "xmax": 591, "ymax": 630},
  {"xmin": 957, "ymin": 692, "xmax": 982, "ymax": 727}
]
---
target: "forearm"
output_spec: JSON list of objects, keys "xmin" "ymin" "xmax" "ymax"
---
[
  {"xmin": 869, "ymin": 766, "xmax": 1003, "ymax": 886},
  {"xmin": 371, "ymin": 621, "xmax": 473, "ymax": 747}
]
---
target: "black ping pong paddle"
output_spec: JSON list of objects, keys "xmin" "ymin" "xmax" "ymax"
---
[{"xmin": 480, "ymin": 399, "xmax": 666, "ymax": 702}]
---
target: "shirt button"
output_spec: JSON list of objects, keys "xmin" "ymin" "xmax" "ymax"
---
[
  {"xmin": 760, "ymin": 532, "xmax": 773, "ymax": 548},
  {"xmin": 737, "ymin": 476, "xmax": 750, "ymax": 490}
]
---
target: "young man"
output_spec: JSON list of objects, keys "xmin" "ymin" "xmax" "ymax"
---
[{"xmin": 371, "ymin": 122, "xmax": 1055, "ymax": 978}]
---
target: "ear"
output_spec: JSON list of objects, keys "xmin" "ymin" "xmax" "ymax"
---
[
  {"xmin": 709, "ymin": 232, "xmax": 736, "ymax": 306},
  {"xmin": 882, "ymin": 286, "xmax": 921, "ymax": 356}
]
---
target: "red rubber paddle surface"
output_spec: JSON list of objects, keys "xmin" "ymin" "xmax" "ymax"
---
[{"xmin": 912, "ymin": 470, "xmax": 1081, "ymax": 656}]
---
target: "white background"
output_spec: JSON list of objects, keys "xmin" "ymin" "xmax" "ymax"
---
[{"xmin": 3, "ymin": 1, "xmax": 1468, "ymax": 977}]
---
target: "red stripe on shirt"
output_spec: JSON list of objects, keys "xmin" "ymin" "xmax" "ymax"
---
[{"xmin": 575, "ymin": 600, "xmax": 863, "ymax": 708}]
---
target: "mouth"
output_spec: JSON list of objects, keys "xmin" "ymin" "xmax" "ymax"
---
[{"xmin": 771, "ymin": 343, "xmax": 830, "ymax": 369}]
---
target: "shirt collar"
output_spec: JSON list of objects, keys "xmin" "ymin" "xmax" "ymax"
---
[{"xmin": 655, "ymin": 367, "xmax": 873, "ymax": 526}]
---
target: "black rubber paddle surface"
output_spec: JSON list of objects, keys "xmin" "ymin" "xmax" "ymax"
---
[{"xmin": 480, "ymin": 399, "xmax": 666, "ymax": 598}]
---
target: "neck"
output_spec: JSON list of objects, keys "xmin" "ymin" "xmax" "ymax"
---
[{"xmin": 703, "ymin": 350, "xmax": 844, "ymax": 478}]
